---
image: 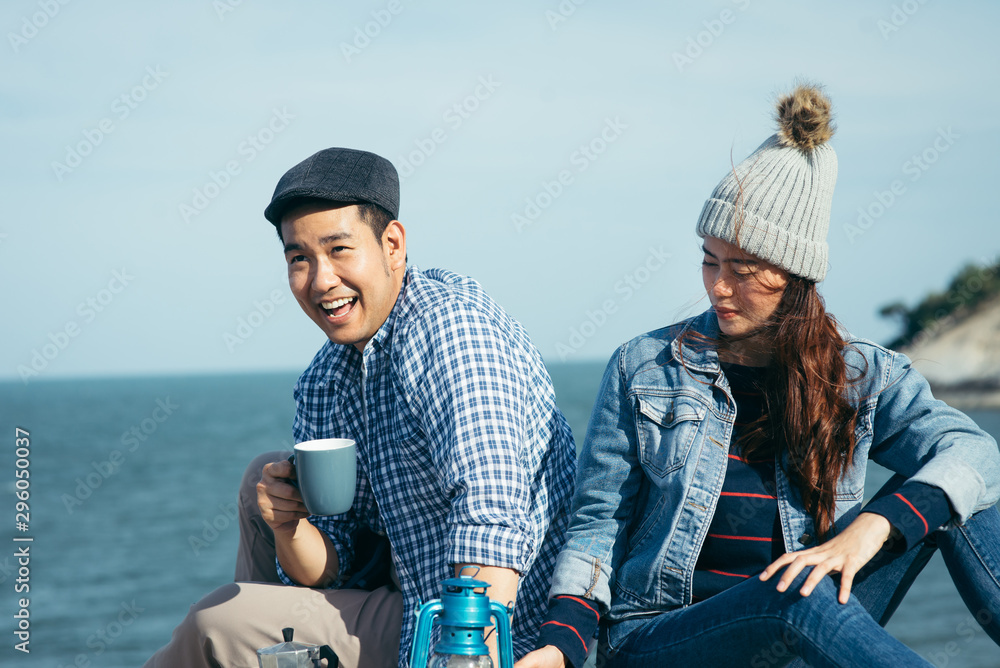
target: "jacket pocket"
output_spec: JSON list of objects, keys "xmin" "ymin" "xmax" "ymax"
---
[
  {"xmin": 836, "ymin": 408, "xmax": 874, "ymax": 501},
  {"xmin": 626, "ymin": 493, "xmax": 665, "ymax": 553},
  {"xmin": 835, "ymin": 479, "xmax": 864, "ymax": 502},
  {"xmin": 635, "ymin": 394, "xmax": 706, "ymax": 477}
]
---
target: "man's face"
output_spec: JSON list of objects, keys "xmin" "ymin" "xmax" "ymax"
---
[{"xmin": 281, "ymin": 203, "xmax": 406, "ymax": 352}]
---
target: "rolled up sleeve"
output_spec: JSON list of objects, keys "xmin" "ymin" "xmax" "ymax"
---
[{"xmin": 402, "ymin": 304, "xmax": 537, "ymax": 573}]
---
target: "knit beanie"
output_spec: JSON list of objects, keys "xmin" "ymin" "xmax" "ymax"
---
[{"xmin": 695, "ymin": 84, "xmax": 837, "ymax": 282}]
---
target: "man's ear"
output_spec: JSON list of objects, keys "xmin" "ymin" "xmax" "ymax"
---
[{"xmin": 382, "ymin": 220, "xmax": 406, "ymax": 271}]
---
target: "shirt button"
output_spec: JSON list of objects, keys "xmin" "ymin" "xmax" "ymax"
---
[{"xmin": 798, "ymin": 533, "xmax": 814, "ymax": 546}]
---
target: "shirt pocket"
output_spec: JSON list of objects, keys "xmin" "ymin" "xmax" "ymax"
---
[{"xmin": 634, "ymin": 394, "xmax": 707, "ymax": 477}]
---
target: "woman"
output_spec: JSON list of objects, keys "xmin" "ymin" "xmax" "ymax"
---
[{"xmin": 516, "ymin": 85, "xmax": 1000, "ymax": 667}]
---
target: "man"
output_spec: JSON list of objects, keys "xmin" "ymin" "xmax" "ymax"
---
[{"xmin": 145, "ymin": 148, "xmax": 577, "ymax": 667}]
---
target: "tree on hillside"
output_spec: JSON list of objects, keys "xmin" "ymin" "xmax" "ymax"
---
[{"xmin": 880, "ymin": 257, "xmax": 1000, "ymax": 350}]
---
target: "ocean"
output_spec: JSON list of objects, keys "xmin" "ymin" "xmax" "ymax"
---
[{"xmin": 2, "ymin": 363, "xmax": 998, "ymax": 667}]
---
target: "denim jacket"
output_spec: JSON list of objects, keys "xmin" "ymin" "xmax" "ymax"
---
[{"xmin": 548, "ymin": 309, "xmax": 1000, "ymax": 626}]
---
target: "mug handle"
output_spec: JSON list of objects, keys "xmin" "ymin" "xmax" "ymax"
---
[{"xmin": 285, "ymin": 453, "xmax": 299, "ymax": 488}]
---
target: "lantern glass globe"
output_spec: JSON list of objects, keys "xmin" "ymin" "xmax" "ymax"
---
[{"xmin": 428, "ymin": 652, "xmax": 493, "ymax": 668}]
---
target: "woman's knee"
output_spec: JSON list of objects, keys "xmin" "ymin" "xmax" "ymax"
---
[{"xmin": 763, "ymin": 566, "xmax": 852, "ymax": 619}]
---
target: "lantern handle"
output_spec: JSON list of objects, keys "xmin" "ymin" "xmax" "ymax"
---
[
  {"xmin": 490, "ymin": 600, "xmax": 515, "ymax": 668},
  {"xmin": 456, "ymin": 565, "xmax": 481, "ymax": 579},
  {"xmin": 408, "ymin": 600, "xmax": 444, "ymax": 668}
]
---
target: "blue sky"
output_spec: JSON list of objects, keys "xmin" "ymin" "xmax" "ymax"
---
[{"xmin": 3, "ymin": 0, "xmax": 998, "ymax": 381}]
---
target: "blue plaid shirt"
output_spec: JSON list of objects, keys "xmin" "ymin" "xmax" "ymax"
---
[{"xmin": 276, "ymin": 266, "xmax": 577, "ymax": 665}]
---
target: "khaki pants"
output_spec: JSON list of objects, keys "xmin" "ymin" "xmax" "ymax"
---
[{"xmin": 143, "ymin": 451, "xmax": 404, "ymax": 668}]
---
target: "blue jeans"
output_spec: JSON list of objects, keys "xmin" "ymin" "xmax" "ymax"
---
[
  {"xmin": 844, "ymin": 476, "xmax": 1000, "ymax": 643},
  {"xmin": 605, "ymin": 567, "xmax": 930, "ymax": 667},
  {"xmin": 603, "ymin": 477, "xmax": 1000, "ymax": 667}
]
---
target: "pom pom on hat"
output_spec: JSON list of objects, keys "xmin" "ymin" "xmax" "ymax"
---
[{"xmin": 775, "ymin": 84, "xmax": 835, "ymax": 152}]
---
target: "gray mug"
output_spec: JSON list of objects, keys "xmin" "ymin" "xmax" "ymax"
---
[{"xmin": 292, "ymin": 439, "xmax": 356, "ymax": 516}]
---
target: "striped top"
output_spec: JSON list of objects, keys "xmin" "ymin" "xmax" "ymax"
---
[{"xmin": 693, "ymin": 363, "xmax": 782, "ymax": 601}]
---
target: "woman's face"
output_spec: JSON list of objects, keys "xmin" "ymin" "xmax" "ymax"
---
[{"xmin": 701, "ymin": 236, "xmax": 789, "ymax": 339}]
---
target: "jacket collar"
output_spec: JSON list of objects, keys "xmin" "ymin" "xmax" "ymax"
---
[{"xmin": 669, "ymin": 309, "xmax": 724, "ymax": 375}]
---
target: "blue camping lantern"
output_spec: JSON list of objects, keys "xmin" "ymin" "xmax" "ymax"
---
[{"xmin": 409, "ymin": 572, "xmax": 514, "ymax": 668}]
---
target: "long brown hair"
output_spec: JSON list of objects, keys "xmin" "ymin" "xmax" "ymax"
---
[
  {"xmin": 678, "ymin": 274, "xmax": 859, "ymax": 539},
  {"xmin": 735, "ymin": 277, "xmax": 860, "ymax": 539}
]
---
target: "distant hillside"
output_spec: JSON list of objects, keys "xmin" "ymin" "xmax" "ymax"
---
[
  {"xmin": 898, "ymin": 294, "xmax": 1000, "ymax": 408},
  {"xmin": 880, "ymin": 259, "xmax": 1000, "ymax": 408},
  {"xmin": 880, "ymin": 258, "xmax": 1000, "ymax": 350}
]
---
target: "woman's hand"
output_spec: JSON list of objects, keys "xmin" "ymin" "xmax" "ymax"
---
[
  {"xmin": 759, "ymin": 512, "xmax": 894, "ymax": 604},
  {"xmin": 514, "ymin": 645, "xmax": 568, "ymax": 668}
]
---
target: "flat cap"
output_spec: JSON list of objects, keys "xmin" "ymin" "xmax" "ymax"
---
[{"xmin": 264, "ymin": 147, "xmax": 399, "ymax": 226}]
